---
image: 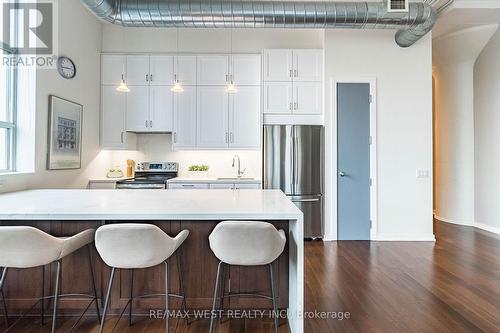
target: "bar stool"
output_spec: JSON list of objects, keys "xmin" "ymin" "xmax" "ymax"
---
[
  {"xmin": 0, "ymin": 226, "xmax": 100, "ymax": 333},
  {"xmin": 95, "ymin": 224, "xmax": 189, "ymax": 333},
  {"xmin": 208, "ymin": 221, "xmax": 286, "ymax": 333}
]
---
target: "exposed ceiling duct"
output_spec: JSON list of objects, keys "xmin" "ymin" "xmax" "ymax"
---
[{"xmin": 81, "ymin": 0, "xmax": 438, "ymax": 47}]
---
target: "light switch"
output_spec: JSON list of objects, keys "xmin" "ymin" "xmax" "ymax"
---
[{"xmin": 416, "ymin": 170, "xmax": 429, "ymax": 178}]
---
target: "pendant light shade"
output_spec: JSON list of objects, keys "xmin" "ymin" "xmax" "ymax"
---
[
  {"xmin": 171, "ymin": 79, "xmax": 184, "ymax": 93},
  {"xmin": 116, "ymin": 78, "xmax": 130, "ymax": 92},
  {"xmin": 226, "ymin": 81, "xmax": 237, "ymax": 94}
]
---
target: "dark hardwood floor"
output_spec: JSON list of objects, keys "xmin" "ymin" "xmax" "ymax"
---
[{"xmin": 1, "ymin": 220, "xmax": 499, "ymax": 332}]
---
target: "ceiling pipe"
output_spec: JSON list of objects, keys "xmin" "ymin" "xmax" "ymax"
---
[{"xmin": 81, "ymin": 0, "xmax": 437, "ymax": 48}]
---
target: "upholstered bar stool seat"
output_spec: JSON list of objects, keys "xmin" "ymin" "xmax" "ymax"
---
[
  {"xmin": 208, "ymin": 221, "xmax": 286, "ymax": 333},
  {"xmin": 95, "ymin": 224, "xmax": 189, "ymax": 333},
  {"xmin": 0, "ymin": 226, "xmax": 100, "ymax": 333}
]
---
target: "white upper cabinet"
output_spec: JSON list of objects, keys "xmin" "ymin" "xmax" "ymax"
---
[
  {"xmin": 150, "ymin": 86, "xmax": 173, "ymax": 132},
  {"xmin": 173, "ymin": 86, "xmax": 197, "ymax": 149},
  {"xmin": 263, "ymin": 49, "xmax": 293, "ymax": 82},
  {"xmin": 293, "ymin": 50, "xmax": 322, "ymax": 82},
  {"xmin": 231, "ymin": 55, "xmax": 261, "ymax": 86},
  {"xmin": 197, "ymin": 86, "xmax": 229, "ymax": 148},
  {"xmin": 230, "ymin": 86, "xmax": 261, "ymax": 148},
  {"xmin": 264, "ymin": 82, "xmax": 293, "ymax": 114},
  {"xmin": 126, "ymin": 86, "xmax": 150, "ymax": 132},
  {"xmin": 175, "ymin": 56, "xmax": 197, "ymax": 85},
  {"xmin": 149, "ymin": 55, "xmax": 174, "ymax": 86},
  {"xmin": 126, "ymin": 55, "xmax": 150, "ymax": 85},
  {"xmin": 101, "ymin": 86, "xmax": 128, "ymax": 149},
  {"xmin": 294, "ymin": 82, "xmax": 322, "ymax": 114},
  {"xmin": 197, "ymin": 55, "xmax": 229, "ymax": 85},
  {"xmin": 101, "ymin": 55, "xmax": 126, "ymax": 86}
]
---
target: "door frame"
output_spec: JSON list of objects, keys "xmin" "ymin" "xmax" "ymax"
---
[{"xmin": 331, "ymin": 78, "xmax": 378, "ymax": 240}]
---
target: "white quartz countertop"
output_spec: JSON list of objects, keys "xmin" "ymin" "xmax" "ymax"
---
[
  {"xmin": 88, "ymin": 177, "xmax": 132, "ymax": 183},
  {"xmin": 168, "ymin": 177, "xmax": 262, "ymax": 184},
  {"xmin": 0, "ymin": 189, "xmax": 302, "ymax": 221}
]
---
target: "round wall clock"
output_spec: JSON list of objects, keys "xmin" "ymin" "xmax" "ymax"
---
[{"xmin": 57, "ymin": 56, "xmax": 76, "ymax": 79}]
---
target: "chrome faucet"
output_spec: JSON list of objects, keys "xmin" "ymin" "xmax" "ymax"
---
[{"xmin": 232, "ymin": 155, "xmax": 246, "ymax": 178}]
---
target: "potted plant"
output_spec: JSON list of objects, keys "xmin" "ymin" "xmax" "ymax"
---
[{"xmin": 188, "ymin": 164, "xmax": 210, "ymax": 178}]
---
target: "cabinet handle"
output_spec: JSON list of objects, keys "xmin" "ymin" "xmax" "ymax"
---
[
  {"xmin": 150, "ymin": 120, "xmax": 153, "ymax": 128},
  {"xmin": 173, "ymin": 132, "xmax": 177, "ymax": 143},
  {"xmin": 289, "ymin": 69, "xmax": 293, "ymax": 78},
  {"xmin": 230, "ymin": 132, "xmax": 234, "ymax": 143},
  {"xmin": 294, "ymin": 102, "xmax": 298, "ymax": 110},
  {"xmin": 225, "ymin": 132, "xmax": 229, "ymax": 143},
  {"xmin": 120, "ymin": 131, "xmax": 124, "ymax": 143},
  {"xmin": 289, "ymin": 102, "xmax": 292, "ymax": 111},
  {"xmin": 294, "ymin": 69, "xmax": 298, "ymax": 77},
  {"xmin": 145, "ymin": 120, "xmax": 149, "ymax": 128},
  {"xmin": 225, "ymin": 74, "xmax": 229, "ymax": 82},
  {"xmin": 146, "ymin": 74, "xmax": 149, "ymax": 82},
  {"xmin": 150, "ymin": 74, "xmax": 153, "ymax": 82}
]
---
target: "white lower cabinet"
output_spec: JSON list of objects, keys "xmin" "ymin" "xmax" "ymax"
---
[
  {"xmin": 209, "ymin": 183, "xmax": 235, "ymax": 190},
  {"xmin": 168, "ymin": 183, "xmax": 210, "ymax": 189},
  {"xmin": 234, "ymin": 183, "xmax": 261, "ymax": 189}
]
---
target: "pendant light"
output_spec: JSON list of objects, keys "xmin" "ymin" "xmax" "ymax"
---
[
  {"xmin": 171, "ymin": 28, "xmax": 184, "ymax": 93},
  {"xmin": 116, "ymin": 20, "xmax": 130, "ymax": 93},
  {"xmin": 226, "ymin": 27, "xmax": 237, "ymax": 94}
]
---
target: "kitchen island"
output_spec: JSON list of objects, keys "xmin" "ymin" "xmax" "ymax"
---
[{"xmin": 0, "ymin": 189, "xmax": 304, "ymax": 333}]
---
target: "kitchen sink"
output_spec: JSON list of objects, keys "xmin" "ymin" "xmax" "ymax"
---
[{"xmin": 217, "ymin": 177, "xmax": 255, "ymax": 181}]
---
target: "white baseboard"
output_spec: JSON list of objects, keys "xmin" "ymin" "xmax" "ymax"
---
[
  {"xmin": 475, "ymin": 222, "xmax": 500, "ymax": 235},
  {"xmin": 433, "ymin": 214, "xmax": 473, "ymax": 226},
  {"xmin": 376, "ymin": 233, "xmax": 436, "ymax": 242},
  {"xmin": 322, "ymin": 234, "xmax": 337, "ymax": 242}
]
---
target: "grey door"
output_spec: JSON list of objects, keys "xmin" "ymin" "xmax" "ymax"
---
[
  {"xmin": 337, "ymin": 83, "xmax": 371, "ymax": 240},
  {"xmin": 263, "ymin": 125, "xmax": 294, "ymax": 195},
  {"xmin": 293, "ymin": 126, "xmax": 323, "ymax": 195}
]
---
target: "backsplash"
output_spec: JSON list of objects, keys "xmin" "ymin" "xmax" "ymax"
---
[{"xmin": 97, "ymin": 134, "xmax": 262, "ymax": 179}]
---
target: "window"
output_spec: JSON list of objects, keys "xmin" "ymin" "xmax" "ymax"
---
[
  {"xmin": 0, "ymin": 46, "xmax": 17, "ymax": 172},
  {"xmin": 1, "ymin": 0, "xmax": 18, "ymax": 172}
]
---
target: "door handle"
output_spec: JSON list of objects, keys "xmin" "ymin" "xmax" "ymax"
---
[
  {"xmin": 292, "ymin": 198, "xmax": 320, "ymax": 203},
  {"xmin": 339, "ymin": 171, "xmax": 346, "ymax": 177}
]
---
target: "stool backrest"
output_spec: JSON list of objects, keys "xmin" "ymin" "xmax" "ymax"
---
[
  {"xmin": 0, "ymin": 226, "xmax": 63, "ymax": 268},
  {"xmin": 209, "ymin": 221, "xmax": 286, "ymax": 266},
  {"xmin": 95, "ymin": 224, "xmax": 186, "ymax": 269}
]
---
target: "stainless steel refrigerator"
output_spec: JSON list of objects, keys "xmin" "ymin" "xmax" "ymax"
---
[{"xmin": 263, "ymin": 125, "xmax": 324, "ymax": 239}]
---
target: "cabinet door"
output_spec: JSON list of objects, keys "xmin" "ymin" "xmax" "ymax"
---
[
  {"xmin": 263, "ymin": 49, "xmax": 292, "ymax": 82},
  {"xmin": 263, "ymin": 82, "xmax": 293, "ymax": 114},
  {"xmin": 230, "ymin": 86, "xmax": 261, "ymax": 149},
  {"xmin": 150, "ymin": 86, "xmax": 173, "ymax": 132},
  {"xmin": 126, "ymin": 55, "xmax": 150, "ymax": 85},
  {"xmin": 126, "ymin": 86, "xmax": 150, "ymax": 132},
  {"xmin": 101, "ymin": 55, "xmax": 125, "ymax": 86},
  {"xmin": 168, "ymin": 183, "xmax": 210, "ymax": 189},
  {"xmin": 293, "ymin": 50, "xmax": 323, "ymax": 82},
  {"xmin": 197, "ymin": 86, "xmax": 229, "ymax": 148},
  {"xmin": 173, "ymin": 86, "xmax": 197, "ymax": 149},
  {"xmin": 231, "ymin": 55, "xmax": 261, "ymax": 86},
  {"xmin": 101, "ymin": 86, "xmax": 126, "ymax": 148},
  {"xmin": 197, "ymin": 55, "xmax": 229, "ymax": 85},
  {"xmin": 234, "ymin": 183, "xmax": 261, "ymax": 189},
  {"xmin": 294, "ymin": 82, "xmax": 322, "ymax": 114},
  {"xmin": 150, "ymin": 55, "xmax": 174, "ymax": 86},
  {"xmin": 210, "ymin": 183, "xmax": 235, "ymax": 189},
  {"xmin": 175, "ymin": 56, "xmax": 197, "ymax": 85}
]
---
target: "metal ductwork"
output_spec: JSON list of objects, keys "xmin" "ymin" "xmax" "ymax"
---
[{"xmin": 81, "ymin": 0, "xmax": 438, "ymax": 47}]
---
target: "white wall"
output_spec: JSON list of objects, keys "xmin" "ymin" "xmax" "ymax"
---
[
  {"xmin": 433, "ymin": 25, "xmax": 497, "ymax": 226},
  {"xmin": 474, "ymin": 27, "xmax": 500, "ymax": 234},
  {"xmin": 324, "ymin": 30, "xmax": 434, "ymax": 241},
  {"xmin": 0, "ymin": 0, "xmax": 103, "ymax": 193}
]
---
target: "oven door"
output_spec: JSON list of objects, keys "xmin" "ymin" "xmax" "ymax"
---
[{"xmin": 115, "ymin": 183, "xmax": 166, "ymax": 189}]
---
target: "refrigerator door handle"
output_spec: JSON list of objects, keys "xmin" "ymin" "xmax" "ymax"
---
[
  {"xmin": 293, "ymin": 126, "xmax": 299, "ymax": 192},
  {"xmin": 291, "ymin": 198, "xmax": 320, "ymax": 203},
  {"xmin": 290, "ymin": 126, "xmax": 295, "ymax": 194}
]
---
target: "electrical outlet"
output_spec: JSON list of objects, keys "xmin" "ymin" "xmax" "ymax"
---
[{"xmin": 416, "ymin": 170, "xmax": 429, "ymax": 179}]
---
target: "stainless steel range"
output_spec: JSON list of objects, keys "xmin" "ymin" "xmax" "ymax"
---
[{"xmin": 116, "ymin": 162, "xmax": 178, "ymax": 189}]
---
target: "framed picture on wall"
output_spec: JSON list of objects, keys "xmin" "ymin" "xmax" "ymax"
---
[{"xmin": 47, "ymin": 95, "xmax": 83, "ymax": 170}]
